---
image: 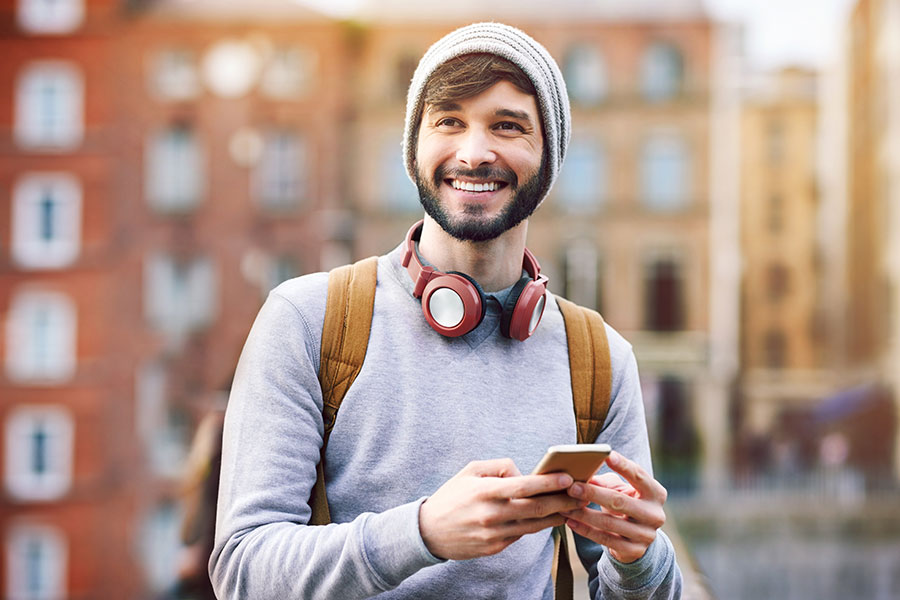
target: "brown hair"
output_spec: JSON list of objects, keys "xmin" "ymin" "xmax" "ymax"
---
[{"xmin": 422, "ymin": 53, "xmax": 537, "ymax": 106}]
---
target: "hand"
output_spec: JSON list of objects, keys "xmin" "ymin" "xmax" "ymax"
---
[
  {"xmin": 562, "ymin": 451, "xmax": 668, "ymax": 564},
  {"xmin": 419, "ymin": 459, "xmax": 587, "ymax": 560}
]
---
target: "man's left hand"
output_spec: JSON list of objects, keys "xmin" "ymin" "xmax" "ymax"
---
[{"xmin": 561, "ymin": 451, "xmax": 668, "ymax": 564}]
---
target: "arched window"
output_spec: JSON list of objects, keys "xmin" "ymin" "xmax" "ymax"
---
[
  {"xmin": 145, "ymin": 124, "xmax": 205, "ymax": 212},
  {"xmin": 640, "ymin": 134, "xmax": 690, "ymax": 211},
  {"xmin": 5, "ymin": 290, "xmax": 76, "ymax": 382},
  {"xmin": 12, "ymin": 173, "xmax": 81, "ymax": 269},
  {"xmin": 643, "ymin": 254, "xmax": 685, "ymax": 332},
  {"xmin": 15, "ymin": 62, "xmax": 83, "ymax": 149},
  {"xmin": 564, "ymin": 44, "xmax": 608, "ymax": 105},
  {"xmin": 641, "ymin": 42, "xmax": 684, "ymax": 101},
  {"xmin": 557, "ymin": 138, "xmax": 606, "ymax": 213}
]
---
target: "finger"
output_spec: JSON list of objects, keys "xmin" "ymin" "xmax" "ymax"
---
[
  {"xmin": 507, "ymin": 492, "xmax": 586, "ymax": 520},
  {"xmin": 562, "ymin": 508, "xmax": 658, "ymax": 548},
  {"xmin": 565, "ymin": 518, "xmax": 648, "ymax": 562},
  {"xmin": 605, "ymin": 452, "xmax": 667, "ymax": 502},
  {"xmin": 567, "ymin": 483, "xmax": 665, "ymax": 529},
  {"xmin": 491, "ymin": 473, "xmax": 574, "ymax": 499},
  {"xmin": 463, "ymin": 458, "xmax": 523, "ymax": 478},
  {"xmin": 590, "ymin": 473, "xmax": 637, "ymax": 496},
  {"xmin": 498, "ymin": 513, "xmax": 568, "ymax": 539}
]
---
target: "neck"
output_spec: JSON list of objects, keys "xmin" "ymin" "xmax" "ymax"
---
[{"xmin": 416, "ymin": 216, "xmax": 529, "ymax": 292}]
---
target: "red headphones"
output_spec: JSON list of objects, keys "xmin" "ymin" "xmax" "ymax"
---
[{"xmin": 401, "ymin": 220, "xmax": 549, "ymax": 341}]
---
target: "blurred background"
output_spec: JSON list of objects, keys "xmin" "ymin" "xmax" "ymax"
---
[{"xmin": 1, "ymin": 0, "xmax": 899, "ymax": 598}]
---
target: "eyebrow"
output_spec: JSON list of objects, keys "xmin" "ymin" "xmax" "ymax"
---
[
  {"xmin": 427, "ymin": 104, "xmax": 535, "ymax": 125},
  {"xmin": 495, "ymin": 108, "xmax": 534, "ymax": 124}
]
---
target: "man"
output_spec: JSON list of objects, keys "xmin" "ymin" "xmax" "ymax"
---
[{"xmin": 210, "ymin": 22, "xmax": 682, "ymax": 599}]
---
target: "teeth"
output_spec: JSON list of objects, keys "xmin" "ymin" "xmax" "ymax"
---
[{"xmin": 451, "ymin": 180, "xmax": 499, "ymax": 192}]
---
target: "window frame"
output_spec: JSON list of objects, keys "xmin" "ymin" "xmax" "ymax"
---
[
  {"xmin": 11, "ymin": 173, "xmax": 82, "ymax": 269},
  {"xmin": 15, "ymin": 61, "xmax": 84, "ymax": 150},
  {"xmin": 4, "ymin": 406, "xmax": 74, "ymax": 501}
]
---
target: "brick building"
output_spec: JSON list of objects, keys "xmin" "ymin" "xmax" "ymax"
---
[{"xmin": 1, "ymin": 0, "xmax": 350, "ymax": 596}]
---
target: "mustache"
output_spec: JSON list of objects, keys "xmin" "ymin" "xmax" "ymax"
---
[{"xmin": 433, "ymin": 164, "xmax": 518, "ymax": 188}]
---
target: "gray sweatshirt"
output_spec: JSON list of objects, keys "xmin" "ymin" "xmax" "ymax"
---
[{"xmin": 210, "ymin": 244, "xmax": 682, "ymax": 599}]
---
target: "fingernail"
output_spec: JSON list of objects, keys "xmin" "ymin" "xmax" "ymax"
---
[
  {"xmin": 607, "ymin": 452, "xmax": 619, "ymax": 466},
  {"xmin": 570, "ymin": 483, "xmax": 584, "ymax": 496},
  {"xmin": 558, "ymin": 474, "xmax": 573, "ymax": 487}
]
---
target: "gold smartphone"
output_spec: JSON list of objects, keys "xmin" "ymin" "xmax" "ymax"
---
[{"xmin": 531, "ymin": 444, "xmax": 612, "ymax": 482}]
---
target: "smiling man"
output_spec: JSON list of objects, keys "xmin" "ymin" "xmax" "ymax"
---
[{"xmin": 210, "ymin": 23, "xmax": 682, "ymax": 599}]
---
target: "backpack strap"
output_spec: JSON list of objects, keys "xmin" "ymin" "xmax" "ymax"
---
[
  {"xmin": 553, "ymin": 295, "xmax": 613, "ymax": 600},
  {"xmin": 555, "ymin": 296, "xmax": 612, "ymax": 445},
  {"xmin": 309, "ymin": 256, "xmax": 378, "ymax": 526}
]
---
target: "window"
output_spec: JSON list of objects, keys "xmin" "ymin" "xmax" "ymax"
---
[
  {"xmin": 380, "ymin": 135, "xmax": 419, "ymax": 211},
  {"xmin": 641, "ymin": 42, "xmax": 684, "ymax": 102},
  {"xmin": 557, "ymin": 139, "xmax": 606, "ymax": 212},
  {"xmin": 644, "ymin": 255, "xmax": 685, "ymax": 331},
  {"xmin": 137, "ymin": 503, "xmax": 181, "ymax": 594},
  {"xmin": 15, "ymin": 62, "xmax": 83, "ymax": 149},
  {"xmin": 17, "ymin": 0, "xmax": 83, "ymax": 33},
  {"xmin": 254, "ymin": 130, "xmax": 307, "ymax": 210},
  {"xmin": 4, "ymin": 406, "xmax": 74, "ymax": 501},
  {"xmin": 767, "ymin": 263, "xmax": 790, "ymax": 301},
  {"xmin": 6, "ymin": 524, "xmax": 67, "ymax": 600},
  {"xmin": 768, "ymin": 194, "xmax": 783, "ymax": 232},
  {"xmin": 767, "ymin": 119, "xmax": 785, "ymax": 164},
  {"xmin": 5, "ymin": 290, "xmax": 77, "ymax": 382},
  {"xmin": 144, "ymin": 254, "xmax": 217, "ymax": 338},
  {"xmin": 135, "ymin": 363, "xmax": 189, "ymax": 477},
  {"xmin": 640, "ymin": 135, "xmax": 690, "ymax": 211},
  {"xmin": 12, "ymin": 173, "xmax": 81, "ymax": 269},
  {"xmin": 764, "ymin": 330, "xmax": 787, "ymax": 368},
  {"xmin": 562, "ymin": 241, "xmax": 601, "ymax": 311},
  {"xmin": 260, "ymin": 46, "xmax": 316, "ymax": 98},
  {"xmin": 150, "ymin": 48, "xmax": 200, "ymax": 101},
  {"xmin": 394, "ymin": 53, "xmax": 419, "ymax": 101},
  {"xmin": 145, "ymin": 124, "xmax": 205, "ymax": 212},
  {"xmin": 264, "ymin": 255, "xmax": 298, "ymax": 294},
  {"xmin": 564, "ymin": 44, "xmax": 608, "ymax": 105}
]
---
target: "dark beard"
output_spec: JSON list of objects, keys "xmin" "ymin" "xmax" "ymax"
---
[{"xmin": 415, "ymin": 159, "xmax": 547, "ymax": 243}]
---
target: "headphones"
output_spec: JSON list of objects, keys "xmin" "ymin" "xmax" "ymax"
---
[{"xmin": 401, "ymin": 220, "xmax": 549, "ymax": 341}]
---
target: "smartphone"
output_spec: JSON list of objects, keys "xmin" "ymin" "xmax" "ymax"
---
[{"xmin": 531, "ymin": 444, "xmax": 611, "ymax": 482}]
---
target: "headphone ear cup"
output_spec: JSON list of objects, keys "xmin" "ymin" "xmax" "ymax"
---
[
  {"xmin": 449, "ymin": 271, "xmax": 487, "ymax": 324},
  {"xmin": 500, "ymin": 275, "xmax": 532, "ymax": 338},
  {"xmin": 502, "ymin": 277, "xmax": 548, "ymax": 341},
  {"xmin": 420, "ymin": 271, "xmax": 486, "ymax": 337}
]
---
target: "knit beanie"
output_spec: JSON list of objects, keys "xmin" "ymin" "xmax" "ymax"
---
[{"xmin": 402, "ymin": 22, "xmax": 571, "ymax": 206}]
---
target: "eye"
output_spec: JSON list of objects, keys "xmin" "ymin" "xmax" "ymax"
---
[
  {"xmin": 436, "ymin": 117, "xmax": 462, "ymax": 128},
  {"xmin": 495, "ymin": 121, "xmax": 526, "ymax": 133}
]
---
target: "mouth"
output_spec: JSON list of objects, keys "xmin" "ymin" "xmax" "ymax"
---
[{"xmin": 445, "ymin": 178, "xmax": 509, "ymax": 193}]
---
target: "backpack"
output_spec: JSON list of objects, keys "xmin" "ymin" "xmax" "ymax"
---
[{"xmin": 310, "ymin": 256, "xmax": 612, "ymax": 600}]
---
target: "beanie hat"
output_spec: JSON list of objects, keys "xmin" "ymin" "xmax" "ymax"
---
[{"xmin": 402, "ymin": 22, "xmax": 571, "ymax": 206}]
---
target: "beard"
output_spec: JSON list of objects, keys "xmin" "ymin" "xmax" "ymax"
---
[{"xmin": 415, "ymin": 158, "xmax": 547, "ymax": 243}]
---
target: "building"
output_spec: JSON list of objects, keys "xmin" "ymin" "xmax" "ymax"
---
[
  {"xmin": 735, "ymin": 67, "xmax": 840, "ymax": 474},
  {"xmin": 845, "ymin": 0, "xmax": 900, "ymax": 476},
  {"xmin": 1, "ymin": 0, "xmax": 351, "ymax": 596},
  {"xmin": 0, "ymin": 0, "xmax": 138, "ymax": 596}
]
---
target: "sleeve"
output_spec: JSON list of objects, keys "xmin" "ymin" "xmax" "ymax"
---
[
  {"xmin": 208, "ymin": 289, "xmax": 442, "ymax": 600},
  {"xmin": 574, "ymin": 325, "xmax": 684, "ymax": 599}
]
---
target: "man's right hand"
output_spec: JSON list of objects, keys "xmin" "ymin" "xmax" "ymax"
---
[{"xmin": 418, "ymin": 458, "xmax": 587, "ymax": 560}]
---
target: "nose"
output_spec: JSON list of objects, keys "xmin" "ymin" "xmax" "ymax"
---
[{"xmin": 455, "ymin": 128, "xmax": 496, "ymax": 168}]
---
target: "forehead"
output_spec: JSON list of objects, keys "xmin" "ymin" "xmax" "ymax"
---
[{"xmin": 424, "ymin": 80, "xmax": 541, "ymax": 120}]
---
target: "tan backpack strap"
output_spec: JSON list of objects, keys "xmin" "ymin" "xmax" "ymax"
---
[
  {"xmin": 309, "ymin": 256, "xmax": 379, "ymax": 526},
  {"xmin": 555, "ymin": 296, "xmax": 612, "ymax": 445},
  {"xmin": 553, "ymin": 295, "xmax": 613, "ymax": 600}
]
